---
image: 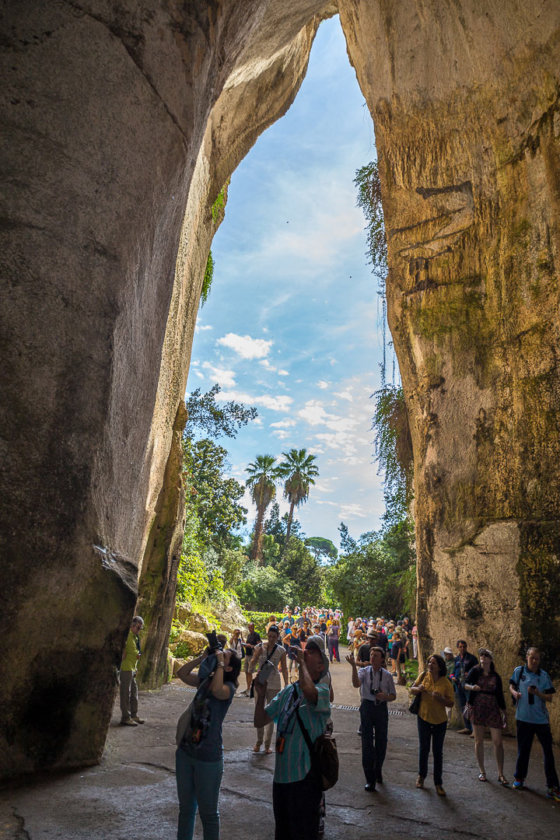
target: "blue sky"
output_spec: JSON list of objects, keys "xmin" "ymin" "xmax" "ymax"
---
[{"xmin": 188, "ymin": 16, "xmax": 389, "ymax": 548}]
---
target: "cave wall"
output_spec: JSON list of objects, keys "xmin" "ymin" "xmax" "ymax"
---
[
  {"xmin": 340, "ymin": 0, "xmax": 560, "ymax": 731},
  {"xmin": 1, "ymin": 0, "xmax": 559, "ymax": 778},
  {"xmin": 0, "ymin": 0, "xmax": 334, "ymax": 778}
]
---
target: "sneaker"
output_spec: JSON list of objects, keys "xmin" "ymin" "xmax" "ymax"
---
[
  {"xmin": 121, "ymin": 718, "xmax": 137, "ymax": 726},
  {"xmin": 546, "ymin": 787, "xmax": 560, "ymax": 802},
  {"xmin": 131, "ymin": 716, "xmax": 145, "ymax": 724},
  {"xmin": 512, "ymin": 779, "xmax": 524, "ymax": 790}
]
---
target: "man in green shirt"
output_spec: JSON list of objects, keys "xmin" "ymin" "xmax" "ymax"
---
[{"xmin": 120, "ymin": 615, "xmax": 144, "ymax": 726}]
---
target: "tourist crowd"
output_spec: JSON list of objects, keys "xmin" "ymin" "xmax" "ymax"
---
[{"xmin": 121, "ymin": 612, "xmax": 559, "ymax": 840}]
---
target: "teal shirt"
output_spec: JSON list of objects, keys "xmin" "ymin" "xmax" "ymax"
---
[{"xmin": 266, "ymin": 681, "xmax": 330, "ymax": 783}]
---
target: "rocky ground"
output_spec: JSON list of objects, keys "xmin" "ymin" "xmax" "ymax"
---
[{"xmin": 1, "ymin": 647, "xmax": 559, "ymax": 839}]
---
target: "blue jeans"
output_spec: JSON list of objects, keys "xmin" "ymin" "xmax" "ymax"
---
[
  {"xmin": 417, "ymin": 716, "xmax": 447, "ymax": 786},
  {"xmin": 176, "ymin": 748, "xmax": 223, "ymax": 840}
]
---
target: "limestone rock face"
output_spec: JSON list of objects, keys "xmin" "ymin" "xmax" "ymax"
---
[
  {"xmin": 0, "ymin": 0, "xmax": 333, "ymax": 779},
  {"xmin": 340, "ymin": 0, "xmax": 560, "ymax": 724},
  {"xmin": 1, "ymin": 0, "xmax": 559, "ymax": 778}
]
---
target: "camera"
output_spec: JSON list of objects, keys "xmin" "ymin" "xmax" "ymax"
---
[{"xmin": 206, "ymin": 630, "xmax": 223, "ymax": 652}]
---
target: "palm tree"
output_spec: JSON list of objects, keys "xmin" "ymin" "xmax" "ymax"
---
[
  {"xmin": 245, "ymin": 455, "xmax": 279, "ymax": 564},
  {"xmin": 278, "ymin": 448, "xmax": 319, "ymax": 545}
]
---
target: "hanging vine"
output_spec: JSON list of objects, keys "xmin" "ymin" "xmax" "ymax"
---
[{"xmin": 355, "ymin": 159, "xmax": 414, "ymax": 524}]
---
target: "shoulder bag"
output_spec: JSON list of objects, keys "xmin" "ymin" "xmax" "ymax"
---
[
  {"xmin": 409, "ymin": 670, "xmax": 427, "ymax": 714},
  {"xmin": 295, "ymin": 700, "xmax": 339, "ymax": 790}
]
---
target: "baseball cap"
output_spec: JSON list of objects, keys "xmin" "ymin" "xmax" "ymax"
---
[{"xmin": 443, "ymin": 646, "xmax": 453, "ymax": 655}]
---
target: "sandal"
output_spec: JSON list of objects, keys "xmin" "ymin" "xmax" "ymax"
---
[
  {"xmin": 498, "ymin": 775, "xmax": 509, "ymax": 787},
  {"xmin": 478, "ymin": 773, "xmax": 487, "ymax": 782},
  {"xmin": 253, "ymin": 744, "xmax": 261, "ymax": 753},
  {"xmin": 265, "ymin": 748, "xmax": 273, "ymax": 754}
]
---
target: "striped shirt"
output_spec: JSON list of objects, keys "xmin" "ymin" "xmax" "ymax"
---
[{"xmin": 266, "ymin": 682, "xmax": 330, "ymax": 783}]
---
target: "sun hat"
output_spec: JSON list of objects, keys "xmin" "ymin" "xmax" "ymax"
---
[{"xmin": 305, "ymin": 635, "xmax": 329, "ymax": 675}]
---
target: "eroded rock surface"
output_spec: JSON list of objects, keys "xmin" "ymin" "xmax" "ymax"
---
[
  {"xmin": 340, "ymin": 0, "xmax": 560, "ymax": 733},
  {"xmin": 1, "ymin": 0, "xmax": 559, "ymax": 777}
]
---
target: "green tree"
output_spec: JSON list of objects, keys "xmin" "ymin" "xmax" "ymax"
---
[
  {"xmin": 277, "ymin": 537, "xmax": 325, "ymax": 606},
  {"xmin": 236, "ymin": 563, "xmax": 294, "ymax": 611},
  {"xmin": 245, "ymin": 455, "xmax": 280, "ymax": 564},
  {"xmin": 184, "ymin": 437, "xmax": 247, "ymax": 549},
  {"xmin": 185, "ymin": 384, "xmax": 257, "ymax": 441},
  {"xmin": 305, "ymin": 536, "xmax": 338, "ymax": 565},
  {"xmin": 328, "ymin": 520, "xmax": 414, "ymax": 619},
  {"xmin": 277, "ymin": 448, "xmax": 319, "ymax": 545}
]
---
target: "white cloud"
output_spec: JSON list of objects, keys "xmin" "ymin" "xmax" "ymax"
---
[
  {"xmin": 270, "ymin": 419, "xmax": 296, "ymax": 429},
  {"xmin": 201, "ymin": 362, "xmax": 236, "ymax": 388},
  {"xmin": 317, "ymin": 380, "xmax": 330, "ymax": 390},
  {"xmin": 338, "ymin": 503, "xmax": 369, "ymax": 519},
  {"xmin": 298, "ymin": 401, "xmax": 328, "ymax": 426},
  {"xmin": 218, "ymin": 389, "xmax": 293, "ymax": 413},
  {"xmin": 195, "ymin": 323, "xmax": 213, "ymax": 332},
  {"xmin": 217, "ymin": 333, "xmax": 272, "ymax": 360},
  {"xmin": 273, "ymin": 429, "xmax": 291, "ymax": 440},
  {"xmin": 333, "ymin": 389, "xmax": 353, "ymax": 402},
  {"xmin": 315, "ymin": 431, "xmax": 358, "ymax": 457},
  {"xmin": 278, "ymin": 369, "xmax": 289, "ymax": 376}
]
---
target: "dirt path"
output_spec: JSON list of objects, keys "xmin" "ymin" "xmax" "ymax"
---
[{"xmin": 1, "ymin": 648, "xmax": 559, "ymax": 839}]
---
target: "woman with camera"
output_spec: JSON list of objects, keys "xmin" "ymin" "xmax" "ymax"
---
[
  {"xmin": 175, "ymin": 641, "xmax": 241, "ymax": 840},
  {"xmin": 411, "ymin": 653, "xmax": 454, "ymax": 795},
  {"xmin": 250, "ymin": 624, "xmax": 289, "ymax": 753}
]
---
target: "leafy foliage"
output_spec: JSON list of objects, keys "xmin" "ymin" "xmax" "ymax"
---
[
  {"xmin": 200, "ymin": 251, "xmax": 214, "ymax": 308},
  {"xmin": 372, "ymin": 385, "xmax": 413, "ymax": 524},
  {"xmin": 236, "ymin": 563, "xmax": 295, "ymax": 611},
  {"xmin": 246, "ymin": 455, "xmax": 281, "ymax": 563},
  {"xmin": 328, "ymin": 519, "xmax": 415, "ymax": 619},
  {"xmin": 276, "ymin": 537, "xmax": 325, "ymax": 606},
  {"xmin": 354, "ymin": 160, "xmax": 387, "ymax": 281},
  {"xmin": 183, "ymin": 437, "xmax": 247, "ymax": 547},
  {"xmin": 277, "ymin": 448, "xmax": 319, "ymax": 544},
  {"xmin": 305, "ymin": 536, "xmax": 338, "ymax": 565},
  {"xmin": 240, "ymin": 610, "xmax": 272, "ymax": 637},
  {"xmin": 185, "ymin": 384, "xmax": 257, "ymax": 440},
  {"xmin": 177, "ymin": 384, "xmax": 254, "ymax": 612}
]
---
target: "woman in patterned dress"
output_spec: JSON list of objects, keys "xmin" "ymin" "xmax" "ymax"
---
[{"xmin": 464, "ymin": 648, "xmax": 509, "ymax": 785}]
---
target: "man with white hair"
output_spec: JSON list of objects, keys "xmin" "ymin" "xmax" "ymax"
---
[{"xmin": 119, "ymin": 615, "xmax": 144, "ymax": 726}]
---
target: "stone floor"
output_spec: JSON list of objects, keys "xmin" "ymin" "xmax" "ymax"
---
[{"xmin": 1, "ymin": 649, "xmax": 559, "ymax": 839}]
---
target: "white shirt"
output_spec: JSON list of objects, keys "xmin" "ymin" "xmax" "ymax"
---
[{"xmin": 358, "ymin": 666, "xmax": 396, "ymax": 703}]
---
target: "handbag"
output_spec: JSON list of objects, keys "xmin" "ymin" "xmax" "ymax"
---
[
  {"xmin": 295, "ymin": 704, "xmax": 339, "ymax": 791},
  {"xmin": 409, "ymin": 693, "xmax": 421, "ymax": 715},
  {"xmin": 409, "ymin": 670, "xmax": 427, "ymax": 714},
  {"xmin": 463, "ymin": 702, "xmax": 474, "ymax": 722}
]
